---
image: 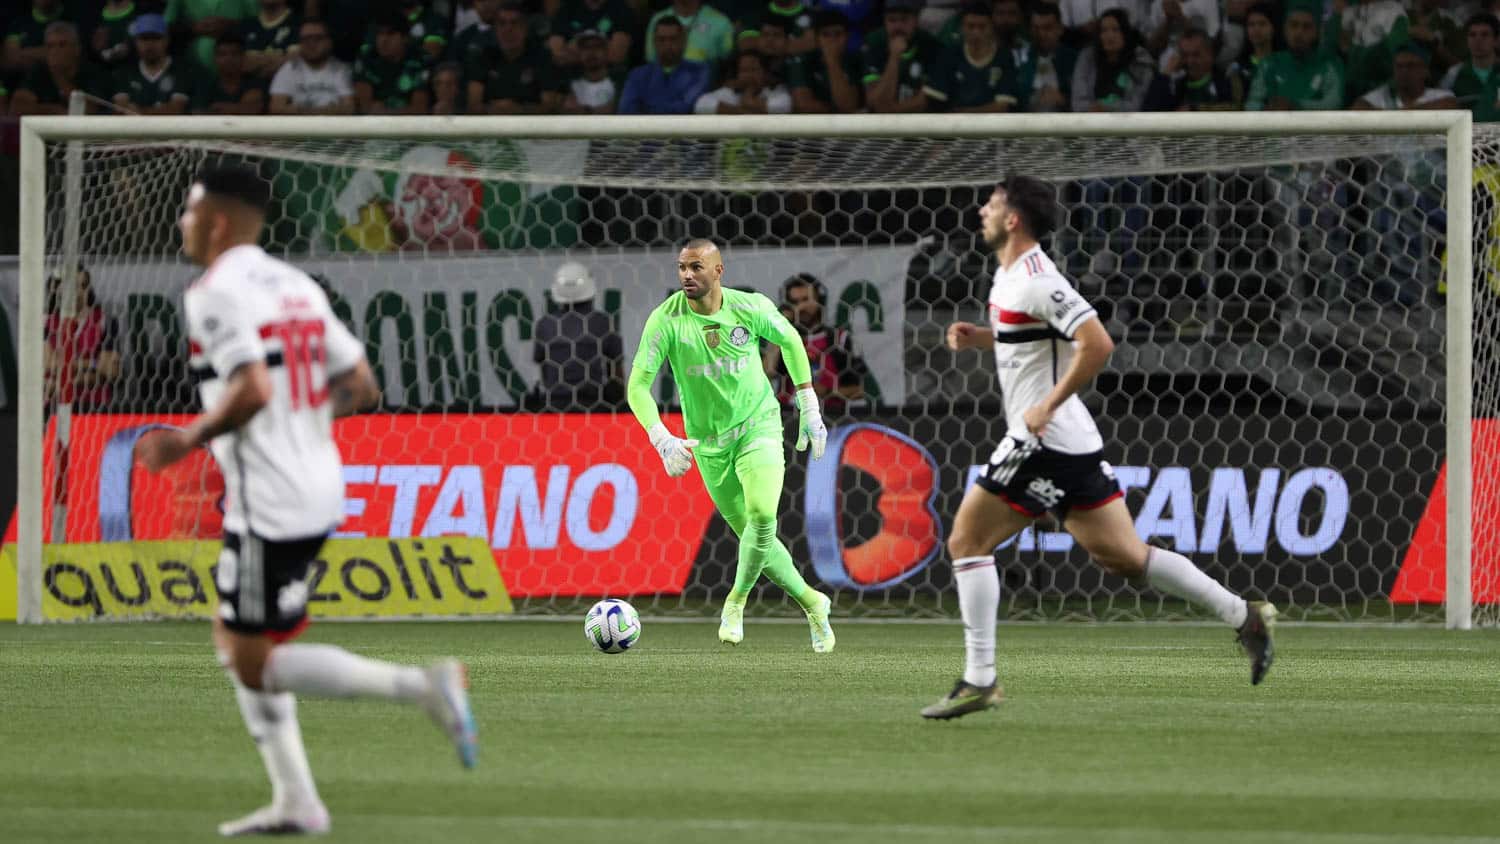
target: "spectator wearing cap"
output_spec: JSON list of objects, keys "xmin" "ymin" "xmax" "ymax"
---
[
  {"xmin": 1145, "ymin": 0, "xmax": 1222, "ymax": 73},
  {"xmin": 429, "ymin": 61, "xmax": 467, "ymax": 113},
  {"xmin": 90, "ymin": 0, "xmax": 142, "ymax": 67},
  {"xmin": 788, "ymin": 10, "xmax": 862, "ymax": 112},
  {"xmin": 241, "ymin": 0, "xmax": 301, "ymax": 80},
  {"xmin": 165, "ymin": 0, "xmax": 254, "ymax": 79},
  {"xmin": 1144, "ymin": 28, "xmax": 1242, "ymax": 110},
  {"xmin": 1441, "ymin": 13, "xmax": 1500, "ymax": 121},
  {"xmin": 112, "ymin": 13, "xmax": 191, "ymax": 114},
  {"xmin": 1070, "ymin": 7, "xmax": 1154, "ymax": 111},
  {"xmin": 695, "ymin": 49, "xmax": 792, "ymax": 113},
  {"xmin": 564, "ymin": 30, "xmax": 621, "ymax": 113},
  {"xmin": 740, "ymin": 0, "xmax": 819, "ymax": 57},
  {"xmin": 1352, "ymin": 42, "xmax": 1458, "ymax": 108},
  {"xmin": 925, "ymin": 2, "xmax": 1026, "ymax": 112},
  {"xmin": 862, "ymin": 0, "xmax": 943, "ymax": 112},
  {"xmin": 531, "ymin": 262, "xmax": 625, "ymax": 412},
  {"xmin": 644, "ymin": 0, "xmax": 735, "ymax": 70},
  {"xmin": 449, "ymin": 0, "xmax": 500, "ymax": 67},
  {"xmin": 5, "ymin": 0, "xmax": 69, "ymax": 74},
  {"xmin": 11, "ymin": 21, "xmax": 108, "ymax": 115},
  {"xmin": 191, "ymin": 32, "xmax": 267, "ymax": 114},
  {"xmin": 1245, "ymin": 4, "xmax": 1346, "ymax": 109},
  {"xmin": 1018, "ymin": 2, "xmax": 1077, "ymax": 112},
  {"xmin": 269, "ymin": 18, "xmax": 355, "ymax": 114},
  {"xmin": 550, "ymin": 0, "xmax": 637, "ymax": 71},
  {"xmin": 354, "ymin": 14, "xmax": 431, "ymax": 114},
  {"xmin": 618, "ymin": 17, "xmax": 710, "ymax": 113},
  {"xmin": 465, "ymin": 2, "xmax": 565, "ymax": 114}
]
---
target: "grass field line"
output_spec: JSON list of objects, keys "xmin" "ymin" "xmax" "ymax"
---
[{"xmin": 8, "ymin": 806, "xmax": 1498, "ymax": 844}]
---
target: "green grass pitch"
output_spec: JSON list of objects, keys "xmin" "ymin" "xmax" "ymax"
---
[{"xmin": 2, "ymin": 620, "xmax": 1498, "ymax": 843}]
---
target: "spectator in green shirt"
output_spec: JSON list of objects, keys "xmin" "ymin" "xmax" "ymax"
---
[
  {"xmin": 644, "ymin": 0, "xmax": 735, "ymax": 71},
  {"xmin": 5, "ymin": 0, "xmax": 67, "ymax": 74},
  {"xmin": 395, "ymin": 1, "xmax": 450, "ymax": 63},
  {"xmin": 1018, "ymin": 2, "xmax": 1077, "ymax": 112},
  {"xmin": 166, "ymin": 0, "xmax": 256, "ymax": 77},
  {"xmin": 925, "ymin": 2, "xmax": 1025, "ymax": 112},
  {"xmin": 90, "ymin": 0, "xmax": 139, "ymax": 67},
  {"xmin": 862, "ymin": 0, "xmax": 942, "ymax": 113},
  {"xmin": 111, "ymin": 13, "xmax": 190, "ymax": 114},
  {"xmin": 1442, "ymin": 13, "xmax": 1500, "ymax": 121},
  {"xmin": 1323, "ymin": 0, "xmax": 1408, "ymax": 102},
  {"xmin": 549, "ymin": 0, "xmax": 636, "ymax": 72},
  {"xmin": 1246, "ymin": 5, "xmax": 1346, "ymax": 109},
  {"xmin": 241, "ymin": 0, "xmax": 299, "ymax": 80},
  {"xmin": 12, "ymin": 21, "xmax": 105, "ymax": 114},
  {"xmin": 749, "ymin": 15, "xmax": 793, "ymax": 80},
  {"xmin": 465, "ymin": 1, "xmax": 565, "ymax": 114},
  {"xmin": 788, "ymin": 10, "xmax": 862, "ymax": 113},
  {"xmin": 192, "ymin": 31, "xmax": 266, "ymax": 113},
  {"xmin": 355, "ymin": 14, "xmax": 432, "ymax": 114},
  {"xmin": 740, "ymin": 1, "xmax": 818, "ymax": 57}
]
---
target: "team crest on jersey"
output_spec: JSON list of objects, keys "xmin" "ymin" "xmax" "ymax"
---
[
  {"xmin": 704, "ymin": 324, "xmax": 721, "ymax": 348},
  {"xmin": 729, "ymin": 326, "xmax": 751, "ymax": 347}
]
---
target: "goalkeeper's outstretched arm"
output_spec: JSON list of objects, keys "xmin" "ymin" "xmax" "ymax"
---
[{"xmin": 626, "ymin": 364, "xmax": 663, "ymax": 432}]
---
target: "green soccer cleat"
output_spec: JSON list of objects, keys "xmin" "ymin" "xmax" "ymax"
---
[
  {"xmin": 719, "ymin": 601, "xmax": 744, "ymax": 645},
  {"xmin": 921, "ymin": 679, "xmax": 1004, "ymax": 720},
  {"xmin": 1236, "ymin": 600, "xmax": 1279, "ymax": 685},
  {"xmin": 806, "ymin": 591, "xmax": 836, "ymax": 654}
]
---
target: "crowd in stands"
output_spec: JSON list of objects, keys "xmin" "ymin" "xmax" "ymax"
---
[{"xmin": 3, "ymin": 0, "xmax": 1498, "ymax": 118}]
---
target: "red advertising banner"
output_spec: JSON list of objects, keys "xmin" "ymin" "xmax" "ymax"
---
[
  {"xmin": 7, "ymin": 414, "xmax": 718, "ymax": 597},
  {"xmin": 1390, "ymin": 419, "xmax": 1500, "ymax": 604}
]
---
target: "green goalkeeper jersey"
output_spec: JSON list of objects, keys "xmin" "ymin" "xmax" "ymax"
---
[{"xmin": 629, "ymin": 289, "xmax": 811, "ymax": 451}]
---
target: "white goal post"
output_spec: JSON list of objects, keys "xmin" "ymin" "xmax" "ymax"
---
[{"xmin": 12, "ymin": 112, "xmax": 1478, "ymax": 627}]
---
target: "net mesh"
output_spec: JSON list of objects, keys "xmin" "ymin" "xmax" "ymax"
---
[{"xmin": 17, "ymin": 123, "xmax": 1495, "ymax": 624}]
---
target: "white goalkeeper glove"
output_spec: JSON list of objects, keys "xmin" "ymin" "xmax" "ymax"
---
[
  {"xmin": 794, "ymin": 388, "xmax": 827, "ymax": 461},
  {"xmin": 648, "ymin": 423, "xmax": 699, "ymax": 478}
]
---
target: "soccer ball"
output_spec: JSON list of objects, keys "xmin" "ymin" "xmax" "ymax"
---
[{"xmin": 584, "ymin": 599, "xmax": 641, "ymax": 654}]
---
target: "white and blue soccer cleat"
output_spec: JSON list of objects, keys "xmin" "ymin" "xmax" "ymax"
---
[{"xmin": 423, "ymin": 659, "xmax": 478, "ymax": 769}]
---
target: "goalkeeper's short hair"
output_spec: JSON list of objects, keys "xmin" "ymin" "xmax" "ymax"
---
[{"xmin": 998, "ymin": 175, "xmax": 1057, "ymax": 240}]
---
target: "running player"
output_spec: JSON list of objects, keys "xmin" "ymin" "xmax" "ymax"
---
[
  {"xmin": 920, "ymin": 176, "xmax": 1278, "ymax": 720},
  {"xmin": 627, "ymin": 239, "xmax": 836, "ymax": 651},
  {"xmin": 139, "ymin": 165, "xmax": 478, "ymax": 835}
]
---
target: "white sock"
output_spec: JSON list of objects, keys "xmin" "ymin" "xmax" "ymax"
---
[
  {"xmin": 1144, "ymin": 547, "xmax": 1248, "ymax": 628},
  {"xmin": 232, "ymin": 682, "xmax": 322, "ymax": 813},
  {"xmin": 263, "ymin": 643, "xmax": 429, "ymax": 702},
  {"xmin": 954, "ymin": 555, "xmax": 999, "ymax": 687}
]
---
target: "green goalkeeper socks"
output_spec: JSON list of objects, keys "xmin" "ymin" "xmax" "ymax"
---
[{"xmin": 755, "ymin": 521, "xmax": 820, "ymax": 611}]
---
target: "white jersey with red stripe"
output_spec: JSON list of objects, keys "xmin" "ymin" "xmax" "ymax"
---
[
  {"xmin": 184, "ymin": 244, "xmax": 365, "ymax": 540},
  {"xmin": 986, "ymin": 244, "xmax": 1104, "ymax": 454}
]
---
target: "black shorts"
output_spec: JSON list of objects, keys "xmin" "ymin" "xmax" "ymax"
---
[
  {"xmin": 216, "ymin": 531, "xmax": 328, "ymax": 640},
  {"xmin": 974, "ymin": 436, "xmax": 1123, "ymax": 519}
]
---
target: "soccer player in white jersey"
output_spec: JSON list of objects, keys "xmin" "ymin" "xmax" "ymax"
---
[
  {"xmin": 138, "ymin": 165, "xmax": 478, "ymax": 835},
  {"xmin": 920, "ymin": 175, "xmax": 1278, "ymax": 720}
]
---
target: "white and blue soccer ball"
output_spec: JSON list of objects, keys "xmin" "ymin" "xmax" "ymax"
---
[{"xmin": 584, "ymin": 598, "xmax": 641, "ymax": 654}]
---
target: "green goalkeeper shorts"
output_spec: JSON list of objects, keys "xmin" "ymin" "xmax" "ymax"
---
[{"xmin": 695, "ymin": 416, "xmax": 785, "ymax": 526}]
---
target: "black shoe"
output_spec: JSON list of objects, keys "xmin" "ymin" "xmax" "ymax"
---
[
  {"xmin": 920, "ymin": 678, "xmax": 1003, "ymax": 720},
  {"xmin": 1236, "ymin": 601, "xmax": 1278, "ymax": 685}
]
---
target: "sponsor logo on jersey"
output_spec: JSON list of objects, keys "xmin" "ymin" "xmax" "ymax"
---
[
  {"xmin": 686, "ymin": 355, "xmax": 749, "ymax": 378},
  {"xmin": 1026, "ymin": 477, "xmax": 1064, "ymax": 509}
]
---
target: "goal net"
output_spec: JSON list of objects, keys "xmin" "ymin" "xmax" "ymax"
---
[{"xmin": 7, "ymin": 114, "xmax": 1490, "ymax": 627}]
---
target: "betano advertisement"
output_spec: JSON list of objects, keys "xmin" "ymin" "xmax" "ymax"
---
[{"xmin": 5, "ymin": 409, "xmax": 1492, "ymax": 621}]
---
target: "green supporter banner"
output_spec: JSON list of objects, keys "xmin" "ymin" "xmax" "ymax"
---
[
  {"xmin": 268, "ymin": 140, "xmax": 584, "ymax": 253},
  {"xmin": 0, "ymin": 246, "xmax": 912, "ymax": 410}
]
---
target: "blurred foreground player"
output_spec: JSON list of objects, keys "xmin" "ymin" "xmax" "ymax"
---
[
  {"xmin": 922, "ymin": 176, "xmax": 1278, "ymax": 720},
  {"xmin": 139, "ymin": 165, "xmax": 478, "ymax": 835}
]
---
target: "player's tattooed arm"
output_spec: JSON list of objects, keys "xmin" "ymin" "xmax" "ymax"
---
[
  {"xmin": 140, "ymin": 362, "xmax": 273, "ymax": 471},
  {"xmin": 329, "ymin": 359, "xmax": 381, "ymax": 418}
]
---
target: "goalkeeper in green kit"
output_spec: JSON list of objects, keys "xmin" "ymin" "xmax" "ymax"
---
[{"xmin": 628, "ymin": 239, "xmax": 836, "ymax": 652}]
